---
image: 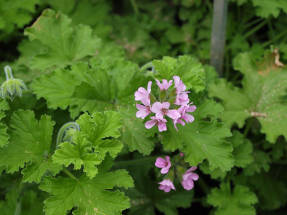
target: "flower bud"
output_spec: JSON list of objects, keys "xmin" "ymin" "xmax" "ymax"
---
[{"xmin": 0, "ymin": 66, "xmax": 27, "ymax": 100}]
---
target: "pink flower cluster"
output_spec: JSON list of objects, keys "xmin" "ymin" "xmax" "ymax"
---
[
  {"xmin": 155, "ymin": 156, "xmax": 199, "ymax": 192},
  {"xmin": 135, "ymin": 76, "xmax": 196, "ymax": 132}
]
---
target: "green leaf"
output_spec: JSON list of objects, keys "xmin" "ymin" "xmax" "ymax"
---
[
  {"xmin": 53, "ymin": 111, "xmax": 123, "ymax": 178},
  {"xmin": 31, "ymin": 67, "xmax": 81, "ymax": 109},
  {"xmin": 208, "ymin": 79, "xmax": 250, "ymax": 128},
  {"xmin": 0, "ymin": 185, "xmax": 44, "ymax": 215},
  {"xmin": 53, "ymin": 142, "xmax": 102, "ymax": 178},
  {"xmin": 0, "ymin": 123, "xmax": 8, "ymax": 147},
  {"xmin": 0, "ymin": 110, "xmax": 61, "ymax": 183},
  {"xmin": 22, "ymin": 159, "xmax": 61, "ymax": 183},
  {"xmin": 152, "ymin": 55, "xmax": 206, "ymax": 93},
  {"xmin": 200, "ymin": 131, "xmax": 252, "ymax": 179},
  {"xmin": 209, "ymin": 52, "xmax": 287, "ymax": 142},
  {"xmin": 229, "ymin": 131, "xmax": 253, "ymax": 168},
  {"xmin": 240, "ymin": 171, "xmax": 287, "ymax": 210},
  {"xmin": 155, "ymin": 192, "xmax": 193, "ymax": 215},
  {"xmin": 0, "ymin": 100, "xmax": 9, "ymax": 147},
  {"xmin": 243, "ymin": 150, "xmax": 271, "ymax": 176},
  {"xmin": 24, "ymin": 9, "xmax": 101, "ymax": 70},
  {"xmin": 77, "ymin": 111, "xmax": 122, "ymax": 142},
  {"xmin": 0, "ymin": 99, "xmax": 9, "ymax": 120},
  {"xmin": 252, "ymin": 0, "xmax": 287, "ymax": 18},
  {"xmin": 207, "ymin": 183, "xmax": 258, "ymax": 215},
  {"xmin": 69, "ymin": 57, "xmax": 144, "ymax": 117},
  {"xmin": 32, "ymin": 56, "xmax": 145, "ymax": 118},
  {"xmin": 120, "ymin": 107, "xmax": 155, "ymax": 155},
  {"xmin": 0, "ymin": 0, "xmax": 40, "ymax": 38},
  {"xmin": 162, "ymin": 100, "xmax": 233, "ymax": 171},
  {"xmin": 40, "ymin": 170, "xmax": 134, "ymax": 215}
]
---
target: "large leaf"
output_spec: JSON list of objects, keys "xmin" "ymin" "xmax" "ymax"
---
[
  {"xmin": 162, "ymin": 100, "xmax": 233, "ymax": 171},
  {"xmin": 24, "ymin": 9, "xmax": 101, "ymax": 70},
  {"xmin": 209, "ymin": 52, "xmax": 287, "ymax": 142},
  {"xmin": 152, "ymin": 55, "xmax": 206, "ymax": 93},
  {"xmin": 0, "ymin": 110, "xmax": 61, "ymax": 183},
  {"xmin": 53, "ymin": 111, "xmax": 123, "ymax": 178},
  {"xmin": 207, "ymin": 183, "xmax": 258, "ymax": 215},
  {"xmin": 40, "ymin": 170, "xmax": 134, "ymax": 215}
]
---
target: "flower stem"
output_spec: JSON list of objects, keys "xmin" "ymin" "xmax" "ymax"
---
[
  {"xmin": 63, "ymin": 168, "xmax": 78, "ymax": 181},
  {"xmin": 4, "ymin": 65, "xmax": 13, "ymax": 80}
]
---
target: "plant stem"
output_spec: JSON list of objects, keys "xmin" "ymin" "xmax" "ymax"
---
[
  {"xmin": 244, "ymin": 18, "xmax": 263, "ymax": 30},
  {"xmin": 243, "ymin": 20, "xmax": 267, "ymax": 39},
  {"xmin": 130, "ymin": 0, "xmax": 139, "ymax": 15},
  {"xmin": 114, "ymin": 156, "xmax": 157, "ymax": 167},
  {"xmin": 262, "ymin": 29, "xmax": 287, "ymax": 48},
  {"xmin": 14, "ymin": 200, "xmax": 21, "ymax": 215},
  {"xmin": 63, "ymin": 168, "xmax": 78, "ymax": 181}
]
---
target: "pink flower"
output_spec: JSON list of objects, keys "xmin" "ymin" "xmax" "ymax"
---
[
  {"xmin": 179, "ymin": 105, "xmax": 196, "ymax": 122},
  {"xmin": 155, "ymin": 156, "xmax": 171, "ymax": 174},
  {"xmin": 158, "ymin": 179, "xmax": 176, "ymax": 192},
  {"xmin": 181, "ymin": 166, "xmax": 199, "ymax": 191},
  {"xmin": 174, "ymin": 104, "xmax": 196, "ymax": 130},
  {"xmin": 136, "ymin": 104, "xmax": 151, "ymax": 119},
  {"xmin": 145, "ymin": 116, "xmax": 167, "ymax": 132},
  {"xmin": 135, "ymin": 81, "xmax": 152, "ymax": 106},
  {"xmin": 180, "ymin": 152, "xmax": 184, "ymax": 157},
  {"xmin": 156, "ymin": 79, "xmax": 173, "ymax": 91},
  {"xmin": 175, "ymin": 92, "xmax": 190, "ymax": 106},
  {"xmin": 173, "ymin": 76, "xmax": 190, "ymax": 106},
  {"xmin": 173, "ymin": 76, "xmax": 186, "ymax": 92},
  {"xmin": 151, "ymin": 102, "xmax": 180, "ymax": 120}
]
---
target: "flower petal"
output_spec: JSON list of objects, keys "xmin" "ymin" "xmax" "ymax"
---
[
  {"xmin": 145, "ymin": 119, "xmax": 156, "ymax": 129},
  {"xmin": 136, "ymin": 104, "xmax": 150, "ymax": 119},
  {"xmin": 162, "ymin": 102, "xmax": 170, "ymax": 109},
  {"xmin": 167, "ymin": 109, "xmax": 180, "ymax": 120},
  {"xmin": 158, "ymin": 121, "xmax": 167, "ymax": 132},
  {"xmin": 151, "ymin": 102, "xmax": 163, "ymax": 114},
  {"xmin": 147, "ymin": 81, "xmax": 152, "ymax": 93},
  {"xmin": 155, "ymin": 157, "xmax": 166, "ymax": 168}
]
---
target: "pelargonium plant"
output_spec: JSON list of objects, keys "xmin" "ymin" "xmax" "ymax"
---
[{"xmin": 134, "ymin": 76, "xmax": 196, "ymax": 132}]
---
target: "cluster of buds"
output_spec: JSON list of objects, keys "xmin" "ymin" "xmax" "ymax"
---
[
  {"xmin": 0, "ymin": 66, "xmax": 27, "ymax": 100},
  {"xmin": 134, "ymin": 76, "xmax": 196, "ymax": 132},
  {"xmin": 155, "ymin": 154, "xmax": 199, "ymax": 192}
]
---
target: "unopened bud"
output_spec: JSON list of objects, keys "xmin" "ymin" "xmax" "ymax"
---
[{"xmin": 0, "ymin": 66, "xmax": 27, "ymax": 100}]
